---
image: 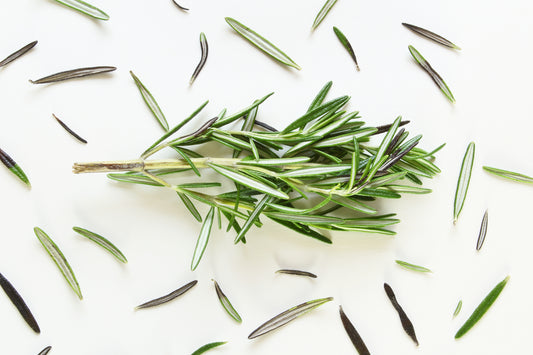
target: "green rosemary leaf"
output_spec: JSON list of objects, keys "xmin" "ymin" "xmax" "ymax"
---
[
  {"xmin": 37, "ymin": 346, "xmax": 52, "ymax": 355},
  {"xmin": 409, "ymin": 143, "xmax": 446, "ymax": 160},
  {"xmin": 476, "ymin": 210, "xmax": 489, "ymax": 251},
  {"xmin": 225, "ymin": 17, "xmax": 301, "ymax": 70},
  {"xmin": 239, "ymin": 157, "xmax": 310, "ymax": 166},
  {"xmin": 107, "ymin": 173, "xmax": 164, "ymax": 186},
  {"xmin": 30, "ymin": 66, "xmax": 116, "ymax": 84},
  {"xmin": 51, "ymin": 0, "xmax": 109, "ymax": 20},
  {"xmin": 209, "ymin": 163, "xmax": 289, "ymax": 199},
  {"xmin": 142, "ymin": 100, "xmax": 209, "ymax": 158},
  {"xmin": 178, "ymin": 182, "xmax": 221, "ymax": 189},
  {"xmin": 269, "ymin": 218, "xmax": 331, "ymax": 244},
  {"xmin": 372, "ymin": 116, "xmax": 402, "ymax": 170},
  {"xmin": 385, "ymin": 185, "xmax": 432, "ymax": 194},
  {"xmin": 483, "ymin": 166, "xmax": 533, "ymax": 184},
  {"xmin": 358, "ymin": 187, "xmax": 401, "ymax": 199},
  {"xmin": 454, "ymin": 142, "xmax": 475, "ymax": 223},
  {"xmin": 333, "ymin": 27, "xmax": 359, "ymax": 71},
  {"xmin": 34, "ymin": 227, "xmax": 82, "ymax": 300},
  {"xmin": 264, "ymin": 212, "xmax": 343, "ymax": 225},
  {"xmin": 312, "ymin": 0, "xmax": 338, "ymax": 30},
  {"xmin": 402, "ymin": 23, "xmax": 461, "ymax": 50},
  {"xmin": 364, "ymin": 171, "xmax": 408, "ymax": 189},
  {"xmin": 214, "ymin": 92, "xmax": 273, "ymax": 128},
  {"xmin": 282, "ymin": 96, "xmax": 350, "ymax": 133},
  {"xmin": 234, "ymin": 195, "xmax": 271, "ymax": 243},
  {"xmin": 343, "ymin": 215, "xmax": 399, "ymax": 228},
  {"xmin": 190, "ymin": 32, "xmax": 208, "ymax": 85},
  {"xmin": 191, "ymin": 207, "xmax": 215, "ymax": 270},
  {"xmin": 213, "ymin": 279, "xmax": 242, "ymax": 322},
  {"xmin": 177, "ymin": 192, "xmax": 202, "ymax": 222},
  {"xmin": 453, "ymin": 300, "xmax": 463, "ymax": 318},
  {"xmin": 308, "ymin": 81, "xmax": 333, "ymax": 112},
  {"xmin": 313, "ymin": 128, "xmax": 377, "ymax": 148},
  {"xmin": 267, "ymin": 196, "xmax": 331, "ymax": 215},
  {"xmin": 455, "ymin": 276, "xmax": 510, "ymax": 339},
  {"xmin": 191, "ymin": 341, "xmax": 227, "ymax": 355},
  {"xmin": 395, "ymin": 260, "xmax": 432, "ymax": 273},
  {"xmin": 276, "ymin": 269, "xmax": 317, "ymax": 278},
  {"xmin": 0, "ymin": 147, "xmax": 31, "ymax": 187},
  {"xmin": 72, "ymin": 227, "xmax": 127, "ymax": 263},
  {"xmin": 0, "ymin": 273, "xmax": 40, "ymax": 333},
  {"xmin": 130, "ymin": 71, "xmax": 169, "ymax": 131},
  {"xmin": 280, "ymin": 165, "xmax": 351, "ymax": 178},
  {"xmin": 0, "ymin": 40, "xmax": 37, "ymax": 67},
  {"xmin": 135, "ymin": 280, "xmax": 197, "ymax": 310},
  {"xmin": 325, "ymin": 194, "xmax": 377, "ymax": 214},
  {"xmin": 347, "ymin": 139, "xmax": 359, "ymax": 191},
  {"xmin": 249, "ymin": 297, "xmax": 333, "ymax": 339},
  {"xmin": 408, "ymin": 45, "xmax": 455, "ymax": 103},
  {"xmin": 172, "ymin": 147, "xmax": 200, "ymax": 176}
]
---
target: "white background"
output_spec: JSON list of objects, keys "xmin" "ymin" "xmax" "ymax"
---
[{"xmin": 1, "ymin": 0, "xmax": 532, "ymax": 354}]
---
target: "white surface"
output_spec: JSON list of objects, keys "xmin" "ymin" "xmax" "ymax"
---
[{"xmin": 0, "ymin": 0, "xmax": 532, "ymax": 354}]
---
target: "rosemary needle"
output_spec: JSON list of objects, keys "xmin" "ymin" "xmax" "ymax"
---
[
  {"xmin": 453, "ymin": 142, "xmax": 475, "ymax": 223},
  {"xmin": 453, "ymin": 300, "xmax": 463, "ymax": 318},
  {"xmin": 130, "ymin": 71, "xmax": 169, "ymax": 131},
  {"xmin": 53, "ymin": 114, "xmax": 87, "ymax": 144},
  {"xmin": 333, "ymin": 27, "xmax": 360, "ymax": 71},
  {"xmin": 312, "ymin": 0, "xmax": 338, "ymax": 30},
  {"xmin": 395, "ymin": 260, "xmax": 432, "ymax": 273},
  {"xmin": 191, "ymin": 341, "xmax": 227, "ymax": 355},
  {"xmin": 384, "ymin": 283, "xmax": 418, "ymax": 346},
  {"xmin": 0, "ymin": 273, "xmax": 40, "ymax": 333},
  {"xmin": 37, "ymin": 346, "xmax": 52, "ymax": 355},
  {"xmin": 30, "ymin": 66, "xmax": 116, "ymax": 84},
  {"xmin": 0, "ymin": 41, "xmax": 38, "ymax": 67},
  {"xmin": 172, "ymin": 0, "xmax": 188, "ymax": 11},
  {"xmin": 339, "ymin": 306, "xmax": 370, "ymax": 355},
  {"xmin": 0, "ymin": 147, "xmax": 31, "ymax": 187},
  {"xmin": 72, "ymin": 227, "xmax": 127, "ymax": 263},
  {"xmin": 51, "ymin": 0, "xmax": 109, "ymax": 20},
  {"xmin": 402, "ymin": 23, "xmax": 460, "ymax": 50},
  {"xmin": 213, "ymin": 279, "xmax": 242, "ymax": 322},
  {"xmin": 483, "ymin": 166, "xmax": 533, "ymax": 184},
  {"xmin": 476, "ymin": 210, "xmax": 488, "ymax": 251},
  {"xmin": 135, "ymin": 280, "xmax": 197, "ymax": 310},
  {"xmin": 190, "ymin": 32, "xmax": 208, "ymax": 85},
  {"xmin": 276, "ymin": 269, "xmax": 317, "ymax": 278}
]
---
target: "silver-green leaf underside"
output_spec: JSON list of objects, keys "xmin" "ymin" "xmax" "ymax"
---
[
  {"xmin": 51, "ymin": 0, "xmax": 109, "ymax": 20},
  {"xmin": 454, "ymin": 142, "xmax": 475, "ymax": 223},
  {"xmin": 395, "ymin": 260, "xmax": 432, "ymax": 273},
  {"xmin": 130, "ymin": 71, "xmax": 169, "ymax": 131},
  {"xmin": 483, "ymin": 166, "xmax": 533, "ymax": 184},
  {"xmin": 191, "ymin": 207, "xmax": 215, "ymax": 270},
  {"xmin": 312, "ymin": 0, "xmax": 338, "ymax": 30},
  {"xmin": 72, "ymin": 227, "xmax": 127, "ymax": 263},
  {"xmin": 213, "ymin": 280, "xmax": 242, "ymax": 322}
]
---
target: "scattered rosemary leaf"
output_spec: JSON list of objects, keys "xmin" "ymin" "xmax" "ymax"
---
[
  {"xmin": 455, "ymin": 276, "xmax": 510, "ymax": 339},
  {"xmin": 395, "ymin": 260, "xmax": 432, "ymax": 273},
  {"xmin": 52, "ymin": 114, "xmax": 87, "ymax": 144},
  {"xmin": 333, "ymin": 27, "xmax": 359, "ymax": 71},
  {"xmin": 402, "ymin": 23, "xmax": 460, "ymax": 50},
  {"xmin": 339, "ymin": 306, "xmax": 371, "ymax": 355},
  {"xmin": 453, "ymin": 142, "xmax": 475, "ymax": 223},
  {"xmin": 384, "ymin": 283, "xmax": 418, "ymax": 346},
  {"xmin": 213, "ymin": 279, "xmax": 242, "ymax": 322},
  {"xmin": 29, "ymin": 66, "xmax": 116, "ymax": 84},
  {"xmin": 0, "ymin": 273, "xmax": 40, "ymax": 333},
  {"xmin": 312, "ymin": 0, "xmax": 338, "ymax": 30},
  {"xmin": 34, "ymin": 227, "xmax": 82, "ymax": 300},
  {"xmin": 476, "ymin": 210, "xmax": 488, "ymax": 251},
  {"xmin": 0, "ymin": 40, "xmax": 38, "ymax": 67},
  {"xmin": 191, "ymin": 207, "xmax": 215, "ymax": 271},
  {"xmin": 408, "ymin": 45, "xmax": 455, "ymax": 103},
  {"xmin": 72, "ymin": 227, "xmax": 127, "ymax": 263},
  {"xmin": 0, "ymin": 147, "xmax": 31, "ymax": 187},
  {"xmin": 38, "ymin": 346, "xmax": 52, "ymax": 355},
  {"xmin": 190, "ymin": 32, "xmax": 208, "ymax": 85},
  {"xmin": 172, "ymin": 0, "xmax": 188, "ymax": 11},
  {"xmin": 248, "ymin": 297, "xmax": 333, "ymax": 339},
  {"xmin": 275, "ymin": 269, "xmax": 317, "ymax": 278},
  {"xmin": 51, "ymin": 0, "xmax": 109, "ymax": 20},
  {"xmin": 483, "ymin": 166, "xmax": 533, "ymax": 184},
  {"xmin": 453, "ymin": 300, "xmax": 463, "ymax": 318},
  {"xmin": 191, "ymin": 341, "xmax": 227, "ymax": 355},
  {"xmin": 135, "ymin": 280, "xmax": 197, "ymax": 310},
  {"xmin": 225, "ymin": 17, "xmax": 301, "ymax": 70},
  {"xmin": 130, "ymin": 71, "xmax": 169, "ymax": 131}
]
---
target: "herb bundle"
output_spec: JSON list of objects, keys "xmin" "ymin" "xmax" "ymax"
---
[{"xmin": 73, "ymin": 83, "xmax": 440, "ymax": 269}]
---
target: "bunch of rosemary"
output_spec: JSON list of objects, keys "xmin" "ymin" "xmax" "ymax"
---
[{"xmin": 73, "ymin": 82, "xmax": 441, "ymax": 270}]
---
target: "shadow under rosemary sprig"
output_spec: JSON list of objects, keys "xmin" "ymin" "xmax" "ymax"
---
[{"xmin": 73, "ymin": 82, "xmax": 441, "ymax": 270}]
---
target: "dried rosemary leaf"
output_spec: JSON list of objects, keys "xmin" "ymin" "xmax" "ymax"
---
[
  {"xmin": 135, "ymin": 280, "xmax": 197, "ymax": 310},
  {"xmin": 248, "ymin": 297, "xmax": 333, "ymax": 339},
  {"xmin": 213, "ymin": 279, "xmax": 242, "ymax": 322},
  {"xmin": 51, "ymin": 0, "xmax": 109, "ymax": 20},
  {"xmin": 312, "ymin": 0, "xmax": 338, "ymax": 30},
  {"xmin": 191, "ymin": 341, "xmax": 227, "ymax": 355},
  {"xmin": 30, "ymin": 66, "xmax": 116, "ymax": 84},
  {"xmin": 34, "ymin": 227, "xmax": 82, "ymax": 300},
  {"xmin": 402, "ymin": 23, "xmax": 460, "ymax": 50},
  {"xmin": 225, "ymin": 17, "xmax": 301, "ymax": 70},
  {"xmin": 454, "ymin": 142, "xmax": 475, "ymax": 223},
  {"xmin": 0, "ymin": 41, "xmax": 38, "ymax": 67},
  {"xmin": 190, "ymin": 32, "xmax": 208, "ymax": 85},
  {"xmin": 408, "ymin": 45, "xmax": 455, "ymax": 103},
  {"xmin": 276, "ymin": 269, "xmax": 317, "ymax": 278},
  {"xmin": 339, "ymin": 306, "xmax": 370, "ymax": 355},
  {"xmin": 72, "ymin": 227, "xmax": 127, "ymax": 263},
  {"xmin": 53, "ymin": 114, "xmax": 87, "ymax": 143},
  {"xmin": 455, "ymin": 276, "xmax": 509, "ymax": 339},
  {"xmin": 172, "ymin": 0, "xmax": 188, "ymax": 11},
  {"xmin": 191, "ymin": 207, "xmax": 215, "ymax": 271},
  {"xmin": 0, "ymin": 273, "xmax": 40, "ymax": 333},
  {"xmin": 483, "ymin": 166, "xmax": 533, "ymax": 184},
  {"xmin": 37, "ymin": 346, "xmax": 52, "ymax": 355},
  {"xmin": 395, "ymin": 260, "xmax": 432, "ymax": 273},
  {"xmin": 384, "ymin": 283, "xmax": 418, "ymax": 346},
  {"xmin": 130, "ymin": 71, "xmax": 169, "ymax": 131},
  {"xmin": 333, "ymin": 27, "xmax": 359, "ymax": 71},
  {"xmin": 476, "ymin": 210, "xmax": 488, "ymax": 251},
  {"xmin": 453, "ymin": 300, "xmax": 463, "ymax": 318},
  {"xmin": 0, "ymin": 147, "xmax": 31, "ymax": 187}
]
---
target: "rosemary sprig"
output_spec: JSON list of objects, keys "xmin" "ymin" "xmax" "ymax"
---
[
  {"xmin": 333, "ymin": 27, "xmax": 360, "ymax": 71},
  {"xmin": 73, "ymin": 83, "xmax": 440, "ymax": 269},
  {"xmin": 454, "ymin": 142, "xmax": 475, "ymax": 223},
  {"xmin": 51, "ymin": 0, "xmax": 109, "ymax": 20},
  {"xmin": 455, "ymin": 276, "xmax": 510, "ymax": 339},
  {"xmin": 190, "ymin": 32, "xmax": 208, "ymax": 85},
  {"xmin": 483, "ymin": 166, "xmax": 533, "ymax": 184},
  {"xmin": 0, "ymin": 147, "xmax": 31, "ymax": 187},
  {"xmin": 402, "ymin": 23, "xmax": 461, "ymax": 50},
  {"xmin": 130, "ymin": 71, "xmax": 169, "ymax": 131},
  {"xmin": 312, "ymin": 0, "xmax": 338, "ymax": 30},
  {"xmin": 0, "ymin": 41, "xmax": 38, "ymax": 67},
  {"xmin": 225, "ymin": 17, "xmax": 301, "ymax": 70}
]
